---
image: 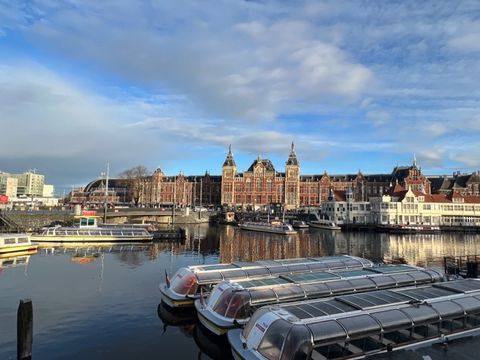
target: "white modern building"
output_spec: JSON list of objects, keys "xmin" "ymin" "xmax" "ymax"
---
[{"xmin": 321, "ymin": 185, "xmax": 480, "ymax": 227}]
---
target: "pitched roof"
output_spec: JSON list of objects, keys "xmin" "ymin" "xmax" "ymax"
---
[{"xmin": 247, "ymin": 158, "xmax": 276, "ymax": 172}]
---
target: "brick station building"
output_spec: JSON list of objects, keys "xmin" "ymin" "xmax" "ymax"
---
[
  {"xmin": 72, "ymin": 143, "xmax": 480, "ymax": 210},
  {"xmin": 220, "ymin": 143, "xmax": 436, "ymax": 210}
]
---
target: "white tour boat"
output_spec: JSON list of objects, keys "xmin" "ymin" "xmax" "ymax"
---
[
  {"xmin": 238, "ymin": 221, "xmax": 297, "ymax": 235},
  {"xmin": 31, "ymin": 215, "xmax": 153, "ymax": 243},
  {"xmin": 308, "ymin": 219, "xmax": 341, "ymax": 230},
  {"xmin": 0, "ymin": 233, "xmax": 37, "ymax": 255}
]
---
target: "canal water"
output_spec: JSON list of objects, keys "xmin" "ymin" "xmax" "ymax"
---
[{"xmin": 1, "ymin": 225, "xmax": 480, "ymax": 359}]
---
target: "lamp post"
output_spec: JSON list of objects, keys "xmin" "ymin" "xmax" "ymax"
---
[{"xmin": 102, "ymin": 162, "xmax": 109, "ymax": 224}]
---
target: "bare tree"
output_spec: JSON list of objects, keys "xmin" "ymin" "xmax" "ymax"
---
[{"xmin": 118, "ymin": 165, "xmax": 150, "ymax": 206}]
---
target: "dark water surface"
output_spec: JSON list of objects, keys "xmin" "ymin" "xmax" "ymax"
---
[{"xmin": 1, "ymin": 225, "xmax": 480, "ymax": 359}]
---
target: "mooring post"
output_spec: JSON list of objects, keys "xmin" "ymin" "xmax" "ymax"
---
[{"xmin": 17, "ymin": 299, "xmax": 33, "ymax": 360}]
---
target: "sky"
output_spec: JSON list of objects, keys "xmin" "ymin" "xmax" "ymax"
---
[{"xmin": 1, "ymin": 0, "xmax": 480, "ymax": 195}]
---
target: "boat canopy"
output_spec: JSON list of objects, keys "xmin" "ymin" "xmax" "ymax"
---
[
  {"xmin": 165, "ymin": 256, "xmax": 373, "ymax": 298},
  {"xmin": 201, "ymin": 265, "xmax": 443, "ymax": 321},
  {"xmin": 236, "ymin": 279, "xmax": 480, "ymax": 360}
]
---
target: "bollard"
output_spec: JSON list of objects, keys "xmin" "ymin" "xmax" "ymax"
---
[{"xmin": 17, "ymin": 299, "xmax": 33, "ymax": 360}]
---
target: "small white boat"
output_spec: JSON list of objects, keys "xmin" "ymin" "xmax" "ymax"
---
[
  {"xmin": 31, "ymin": 215, "xmax": 153, "ymax": 243},
  {"xmin": 238, "ymin": 221, "xmax": 297, "ymax": 235},
  {"xmin": 0, "ymin": 233, "xmax": 37, "ymax": 254},
  {"xmin": 292, "ymin": 220, "xmax": 309, "ymax": 229},
  {"xmin": 308, "ymin": 219, "xmax": 341, "ymax": 230}
]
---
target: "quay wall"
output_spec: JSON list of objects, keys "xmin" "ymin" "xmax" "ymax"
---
[
  {"xmin": 5, "ymin": 211, "xmax": 212, "ymax": 230},
  {"xmin": 6, "ymin": 211, "xmax": 74, "ymax": 231}
]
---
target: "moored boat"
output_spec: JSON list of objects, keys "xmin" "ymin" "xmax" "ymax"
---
[
  {"xmin": 292, "ymin": 220, "xmax": 309, "ymax": 229},
  {"xmin": 308, "ymin": 219, "xmax": 341, "ymax": 230},
  {"xmin": 31, "ymin": 215, "xmax": 153, "ymax": 243},
  {"xmin": 195, "ymin": 264, "xmax": 444, "ymax": 335},
  {"xmin": 380, "ymin": 224, "xmax": 441, "ymax": 234},
  {"xmin": 0, "ymin": 234, "xmax": 37, "ymax": 254},
  {"xmin": 159, "ymin": 255, "xmax": 374, "ymax": 308},
  {"xmin": 229, "ymin": 279, "xmax": 480, "ymax": 360},
  {"xmin": 238, "ymin": 221, "xmax": 297, "ymax": 235}
]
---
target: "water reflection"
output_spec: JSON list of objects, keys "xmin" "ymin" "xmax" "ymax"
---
[
  {"xmin": 1, "ymin": 225, "xmax": 479, "ymax": 360},
  {"xmin": 217, "ymin": 226, "xmax": 480, "ymax": 267},
  {"xmin": 157, "ymin": 302, "xmax": 233, "ymax": 360}
]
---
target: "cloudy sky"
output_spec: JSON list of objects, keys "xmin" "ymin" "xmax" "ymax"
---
[{"xmin": 1, "ymin": 0, "xmax": 480, "ymax": 194}]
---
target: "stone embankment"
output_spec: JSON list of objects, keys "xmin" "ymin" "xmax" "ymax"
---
[{"xmin": 4, "ymin": 210, "xmax": 74, "ymax": 232}]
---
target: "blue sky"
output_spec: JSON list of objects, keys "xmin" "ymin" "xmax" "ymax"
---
[{"xmin": 1, "ymin": 0, "xmax": 480, "ymax": 194}]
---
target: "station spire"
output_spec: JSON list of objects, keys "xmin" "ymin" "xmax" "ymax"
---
[
  {"xmin": 223, "ymin": 144, "xmax": 236, "ymax": 167},
  {"xmin": 286, "ymin": 141, "xmax": 299, "ymax": 166}
]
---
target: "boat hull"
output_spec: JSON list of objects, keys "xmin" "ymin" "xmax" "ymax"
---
[
  {"xmin": 238, "ymin": 224, "xmax": 297, "ymax": 235},
  {"xmin": 308, "ymin": 223, "xmax": 341, "ymax": 230},
  {"xmin": 31, "ymin": 235, "xmax": 153, "ymax": 242},
  {"xmin": 0, "ymin": 244, "xmax": 38, "ymax": 254}
]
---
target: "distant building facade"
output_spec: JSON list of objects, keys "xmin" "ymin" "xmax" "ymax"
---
[
  {"xmin": 0, "ymin": 173, "xmax": 18, "ymax": 198},
  {"xmin": 12, "ymin": 171, "xmax": 45, "ymax": 197},
  {"xmin": 220, "ymin": 144, "xmax": 438, "ymax": 210},
  {"xmin": 73, "ymin": 145, "xmax": 480, "ymax": 211}
]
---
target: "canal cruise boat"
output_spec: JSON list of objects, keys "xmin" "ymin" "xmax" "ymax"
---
[
  {"xmin": 308, "ymin": 219, "xmax": 341, "ymax": 230},
  {"xmin": 31, "ymin": 215, "xmax": 153, "ymax": 243},
  {"xmin": 238, "ymin": 221, "xmax": 297, "ymax": 235},
  {"xmin": 229, "ymin": 279, "xmax": 480, "ymax": 360},
  {"xmin": 195, "ymin": 264, "xmax": 444, "ymax": 335},
  {"xmin": 0, "ymin": 234, "xmax": 37, "ymax": 255},
  {"xmin": 159, "ymin": 255, "xmax": 374, "ymax": 308}
]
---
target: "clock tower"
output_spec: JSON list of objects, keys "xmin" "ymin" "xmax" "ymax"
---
[
  {"xmin": 221, "ymin": 145, "xmax": 237, "ymax": 205},
  {"xmin": 285, "ymin": 142, "xmax": 300, "ymax": 209}
]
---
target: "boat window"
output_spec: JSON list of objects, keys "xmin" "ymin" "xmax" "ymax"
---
[
  {"xmin": 337, "ymin": 314, "xmax": 381, "ymax": 338},
  {"xmin": 170, "ymin": 269, "xmax": 198, "ymax": 295},
  {"xmin": 274, "ymin": 285, "xmax": 305, "ymax": 301},
  {"xmin": 389, "ymin": 273, "xmax": 415, "ymax": 285},
  {"xmin": 80, "ymin": 218, "xmax": 88, "ymax": 226},
  {"xmin": 220, "ymin": 269, "xmax": 248, "ymax": 280},
  {"xmin": 407, "ymin": 271, "xmax": 432, "ymax": 283},
  {"xmin": 369, "ymin": 275, "xmax": 396, "ymax": 288},
  {"xmin": 370, "ymin": 309, "xmax": 412, "ymax": 331},
  {"xmin": 305, "ymin": 263, "xmax": 328, "ymax": 271},
  {"xmin": 339, "ymin": 290, "xmax": 412, "ymax": 310},
  {"xmin": 283, "ymin": 271, "xmax": 338, "ymax": 283},
  {"xmin": 435, "ymin": 279, "xmax": 480, "ymax": 294},
  {"xmin": 308, "ymin": 320, "xmax": 347, "ymax": 343},
  {"xmin": 239, "ymin": 277, "xmax": 289, "ymax": 288},
  {"xmin": 452, "ymin": 296, "xmax": 480, "ymax": 312},
  {"xmin": 196, "ymin": 271, "xmax": 224, "ymax": 284},
  {"xmin": 213, "ymin": 288, "xmax": 235, "ymax": 316},
  {"xmin": 280, "ymin": 324, "xmax": 311, "ymax": 360},
  {"xmin": 369, "ymin": 265, "xmax": 414, "ymax": 274},
  {"xmin": 348, "ymin": 278, "xmax": 376, "ymax": 291},
  {"xmin": 243, "ymin": 307, "xmax": 271, "ymax": 340},
  {"xmin": 225, "ymin": 292, "xmax": 250, "ymax": 319},
  {"xmin": 430, "ymin": 300, "xmax": 464, "ymax": 318},
  {"xmin": 258, "ymin": 319, "xmax": 291, "ymax": 360},
  {"xmin": 325, "ymin": 280, "xmax": 353, "ymax": 294},
  {"xmin": 88, "ymin": 218, "xmax": 95, "ymax": 226},
  {"xmin": 17, "ymin": 237, "xmax": 29, "ymax": 243},
  {"xmin": 400, "ymin": 304, "xmax": 440, "ymax": 324},
  {"xmin": 398, "ymin": 287, "xmax": 453, "ymax": 300},
  {"xmin": 301, "ymin": 283, "xmax": 331, "ymax": 297},
  {"xmin": 287, "ymin": 264, "xmax": 310, "ymax": 273},
  {"xmin": 250, "ymin": 288, "xmax": 277, "ymax": 304},
  {"xmin": 4, "ymin": 238, "xmax": 16, "ymax": 244},
  {"xmin": 245, "ymin": 267, "xmax": 271, "ymax": 277}
]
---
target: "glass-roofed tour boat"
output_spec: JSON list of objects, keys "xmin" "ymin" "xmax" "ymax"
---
[
  {"xmin": 159, "ymin": 255, "xmax": 373, "ymax": 308},
  {"xmin": 238, "ymin": 221, "xmax": 297, "ymax": 235},
  {"xmin": 31, "ymin": 214, "xmax": 153, "ymax": 243},
  {"xmin": 195, "ymin": 264, "xmax": 444, "ymax": 335},
  {"xmin": 229, "ymin": 278, "xmax": 480, "ymax": 360}
]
